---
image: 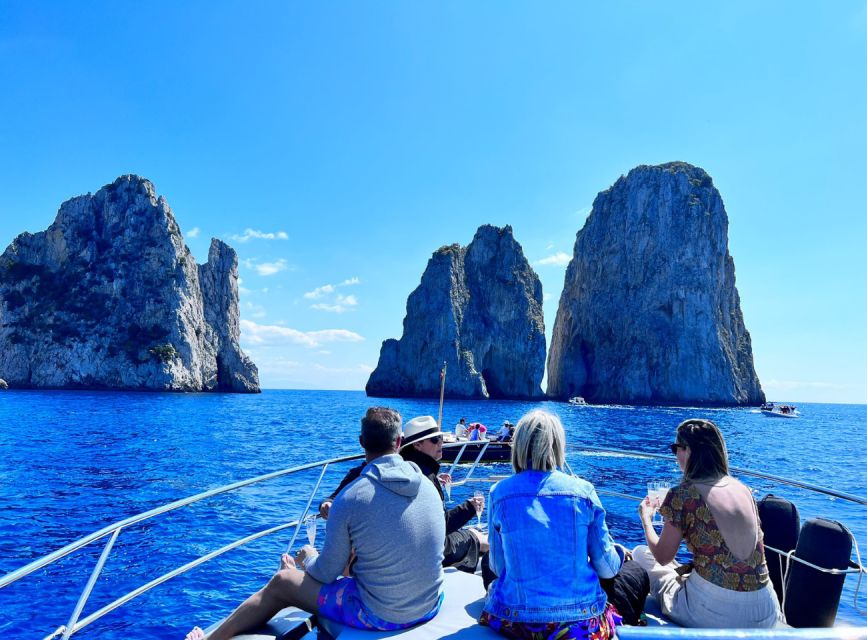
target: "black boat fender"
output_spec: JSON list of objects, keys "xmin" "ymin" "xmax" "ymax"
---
[
  {"xmin": 758, "ymin": 493, "xmax": 801, "ymax": 604},
  {"xmin": 784, "ymin": 517, "xmax": 853, "ymax": 627}
]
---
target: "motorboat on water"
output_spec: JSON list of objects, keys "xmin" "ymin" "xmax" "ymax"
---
[
  {"xmin": 762, "ymin": 402, "xmax": 800, "ymax": 418},
  {"xmin": 2, "ymin": 443, "xmax": 865, "ymax": 640},
  {"xmin": 441, "ymin": 434, "xmax": 512, "ymax": 463},
  {"xmin": 568, "ymin": 396, "xmax": 588, "ymax": 405}
]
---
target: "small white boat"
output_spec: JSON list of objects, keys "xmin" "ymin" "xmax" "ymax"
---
[
  {"xmin": 761, "ymin": 402, "xmax": 800, "ymax": 418},
  {"xmin": 568, "ymin": 396, "xmax": 587, "ymax": 405}
]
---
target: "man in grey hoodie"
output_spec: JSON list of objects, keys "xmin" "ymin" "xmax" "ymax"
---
[{"xmin": 186, "ymin": 407, "xmax": 445, "ymax": 640}]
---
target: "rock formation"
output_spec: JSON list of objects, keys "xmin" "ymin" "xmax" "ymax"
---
[
  {"xmin": 367, "ymin": 225, "xmax": 545, "ymax": 399},
  {"xmin": 0, "ymin": 175, "xmax": 259, "ymax": 392},
  {"xmin": 547, "ymin": 162, "xmax": 764, "ymax": 406}
]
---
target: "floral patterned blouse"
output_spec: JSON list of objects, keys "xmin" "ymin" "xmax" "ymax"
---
[{"xmin": 659, "ymin": 482, "xmax": 770, "ymax": 592}]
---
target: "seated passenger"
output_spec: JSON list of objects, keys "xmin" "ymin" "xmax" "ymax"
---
[
  {"xmin": 633, "ymin": 418, "xmax": 782, "ymax": 628},
  {"xmin": 468, "ymin": 422, "xmax": 487, "ymax": 441},
  {"xmin": 400, "ymin": 415, "xmax": 488, "ymax": 571},
  {"xmin": 481, "ymin": 410, "xmax": 640, "ymax": 639},
  {"xmin": 455, "ymin": 417, "xmax": 469, "ymax": 439},
  {"xmin": 186, "ymin": 407, "xmax": 445, "ymax": 640},
  {"xmin": 494, "ymin": 420, "xmax": 512, "ymax": 441}
]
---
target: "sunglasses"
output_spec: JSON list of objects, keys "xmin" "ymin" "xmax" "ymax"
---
[
  {"xmin": 428, "ymin": 436, "xmax": 443, "ymax": 444},
  {"xmin": 669, "ymin": 443, "xmax": 686, "ymax": 455}
]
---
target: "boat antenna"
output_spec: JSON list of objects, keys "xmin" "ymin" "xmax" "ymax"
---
[{"xmin": 437, "ymin": 361, "xmax": 447, "ymax": 428}]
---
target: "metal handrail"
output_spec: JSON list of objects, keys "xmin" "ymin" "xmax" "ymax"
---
[
  {"xmin": 569, "ymin": 445, "xmax": 867, "ymax": 506},
  {"xmin": 0, "ymin": 452, "xmax": 365, "ymax": 591}
]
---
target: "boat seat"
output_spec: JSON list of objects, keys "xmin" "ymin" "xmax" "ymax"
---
[
  {"xmin": 214, "ymin": 606, "xmax": 315, "ymax": 639},
  {"xmin": 318, "ymin": 568, "xmax": 499, "ymax": 639}
]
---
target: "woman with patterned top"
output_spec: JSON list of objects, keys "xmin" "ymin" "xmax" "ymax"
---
[{"xmin": 633, "ymin": 418, "xmax": 782, "ymax": 628}]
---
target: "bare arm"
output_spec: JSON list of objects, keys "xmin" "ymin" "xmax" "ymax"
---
[{"xmin": 639, "ymin": 497, "xmax": 681, "ymax": 565}]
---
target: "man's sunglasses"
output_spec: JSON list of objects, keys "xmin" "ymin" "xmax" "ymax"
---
[{"xmin": 669, "ymin": 443, "xmax": 686, "ymax": 455}]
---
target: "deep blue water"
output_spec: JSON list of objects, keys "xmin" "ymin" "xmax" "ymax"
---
[{"xmin": 1, "ymin": 390, "xmax": 865, "ymax": 638}]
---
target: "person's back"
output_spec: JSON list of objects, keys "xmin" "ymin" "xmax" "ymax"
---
[
  {"xmin": 663, "ymin": 478, "xmax": 769, "ymax": 591},
  {"xmin": 487, "ymin": 469, "xmax": 620, "ymax": 618},
  {"xmin": 482, "ymin": 410, "xmax": 630, "ymax": 640},
  {"xmin": 311, "ymin": 453, "xmax": 445, "ymax": 623}
]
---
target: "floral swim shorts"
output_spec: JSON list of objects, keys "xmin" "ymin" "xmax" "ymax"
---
[
  {"xmin": 317, "ymin": 577, "xmax": 443, "ymax": 631},
  {"xmin": 479, "ymin": 603, "xmax": 622, "ymax": 640}
]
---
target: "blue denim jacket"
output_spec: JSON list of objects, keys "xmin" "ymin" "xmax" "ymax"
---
[{"xmin": 483, "ymin": 470, "xmax": 623, "ymax": 623}]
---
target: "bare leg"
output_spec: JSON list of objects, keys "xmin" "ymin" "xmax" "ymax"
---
[{"xmin": 188, "ymin": 562, "xmax": 324, "ymax": 640}]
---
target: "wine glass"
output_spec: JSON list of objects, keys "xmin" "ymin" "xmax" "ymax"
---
[
  {"xmin": 646, "ymin": 481, "xmax": 671, "ymax": 526},
  {"xmin": 443, "ymin": 478, "xmax": 452, "ymax": 503},
  {"xmin": 473, "ymin": 490, "xmax": 484, "ymax": 528},
  {"xmin": 305, "ymin": 516, "xmax": 317, "ymax": 546}
]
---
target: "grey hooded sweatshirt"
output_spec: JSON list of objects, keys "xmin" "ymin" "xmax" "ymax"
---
[{"xmin": 306, "ymin": 454, "xmax": 445, "ymax": 623}]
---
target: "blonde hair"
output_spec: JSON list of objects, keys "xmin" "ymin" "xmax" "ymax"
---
[{"xmin": 511, "ymin": 410, "xmax": 566, "ymax": 473}]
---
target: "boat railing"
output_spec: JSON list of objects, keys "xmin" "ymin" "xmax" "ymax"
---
[
  {"xmin": 568, "ymin": 444, "xmax": 867, "ymax": 616},
  {"xmin": 0, "ymin": 453, "xmax": 367, "ymax": 639},
  {"xmin": 2, "ymin": 444, "xmax": 866, "ymax": 638},
  {"xmin": 1, "ymin": 445, "xmax": 502, "ymax": 640}
]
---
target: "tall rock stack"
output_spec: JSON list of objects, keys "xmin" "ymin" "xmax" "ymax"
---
[
  {"xmin": 547, "ymin": 162, "xmax": 764, "ymax": 406},
  {"xmin": 367, "ymin": 225, "xmax": 545, "ymax": 399},
  {"xmin": 0, "ymin": 175, "xmax": 259, "ymax": 392}
]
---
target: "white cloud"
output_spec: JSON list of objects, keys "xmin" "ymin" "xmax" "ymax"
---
[
  {"xmin": 230, "ymin": 228, "xmax": 289, "ymax": 243},
  {"xmin": 254, "ymin": 259, "xmax": 288, "ymax": 276},
  {"xmin": 312, "ymin": 363, "xmax": 375, "ymax": 375},
  {"xmin": 238, "ymin": 277, "xmax": 251, "ymax": 296},
  {"xmin": 304, "ymin": 278, "xmax": 361, "ymax": 311},
  {"xmin": 543, "ymin": 292, "xmax": 554, "ymax": 302},
  {"xmin": 240, "ymin": 319, "xmax": 364, "ymax": 348},
  {"xmin": 242, "ymin": 301, "xmax": 266, "ymax": 319},
  {"xmin": 535, "ymin": 252, "xmax": 571, "ymax": 267},
  {"xmin": 312, "ymin": 294, "xmax": 358, "ymax": 313},
  {"xmin": 304, "ymin": 284, "xmax": 336, "ymax": 299},
  {"xmin": 187, "ymin": 226, "xmax": 201, "ymax": 238}
]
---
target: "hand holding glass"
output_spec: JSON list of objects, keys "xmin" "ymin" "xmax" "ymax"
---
[
  {"xmin": 473, "ymin": 490, "xmax": 485, "ymax": 529},
  {"xmin": 646, "ymin": 481, "xmax": 670, "ymax": 526},
  {"xmin": 438, "ymin": 473, "xmax": 453, "ymax": 503}
]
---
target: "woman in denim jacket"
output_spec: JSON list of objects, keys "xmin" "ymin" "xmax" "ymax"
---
[{"xmin": 480, "ymin": 410, "xmax": 626, "ymax": 639}]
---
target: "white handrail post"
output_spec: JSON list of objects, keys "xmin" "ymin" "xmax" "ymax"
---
[
  {"xmin": 285, "ymin": 463, "xmax": 329, "ymax": 553},
  {"xmin": 447, "ymin": 443, "xmax": 469, "ymax": 479},
  {"xmin": 61, "ymin": 528, "xmax": 121, "ymax": 639}
]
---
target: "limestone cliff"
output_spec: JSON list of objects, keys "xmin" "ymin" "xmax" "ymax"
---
[
  {"xmin": 547, "ymin": 162, "xmax": 764, "ymax": 406},
  {"xmin": 0, "ymin": 175, "xmax": 259, "ymax": 392},
  {"xmin": 367, "ymin": 225, "xmax": 545, "ymax": 399}
]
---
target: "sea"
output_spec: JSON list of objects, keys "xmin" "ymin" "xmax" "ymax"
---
[{"xmin": 1, "ymin": 390, "xmax": 865, "ymax": 639}]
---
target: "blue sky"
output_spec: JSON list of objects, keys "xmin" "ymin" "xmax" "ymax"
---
[{"xmin": 1, "ymin": 2, "xmax": 865, "ymax": 403}]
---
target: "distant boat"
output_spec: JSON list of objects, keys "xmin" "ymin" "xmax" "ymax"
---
[
  {"xmin": 441, "ymin": 434, "xmax": 511, "ymax": 462},
  {"xmin": 761, "ymin": 402, "xmax": 799, "ymax": 418},
  {"xmin": 568, "ymin": 396, "xmax": 587, "ymax": 405}
]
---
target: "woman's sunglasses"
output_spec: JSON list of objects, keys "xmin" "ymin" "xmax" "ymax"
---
[
  {"xmin": 428, "ymin": 436, "xmax": 443, "ymax": 444},
  {"xmin": 669, "ymin": 443, "xmax": 686, "ymax": 455}
]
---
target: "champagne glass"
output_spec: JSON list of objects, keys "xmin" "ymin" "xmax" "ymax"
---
[
  {"xmin": 646, "ymin": 481, "xmax": 670, "ymax": 526},
  {"xmin": 443, "ymin": 478, "xmax": 452, "ymax": 503},
  {"xmin": 305, "ymin": 516, "xmax": 317, "ymax": 546},
  {"xmin": 473, "ymin": 490, "xmax": 484, "ymax": 529}
]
